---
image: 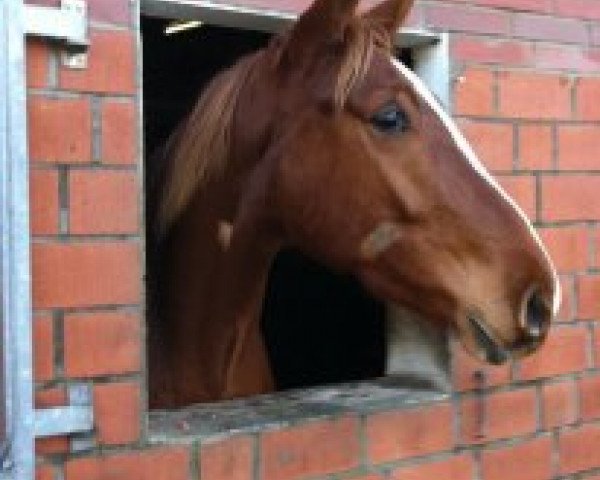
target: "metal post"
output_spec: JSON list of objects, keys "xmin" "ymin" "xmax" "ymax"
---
[{"xmin": 0, "ymin": 0, "xmax": 34, "ymax": 479}]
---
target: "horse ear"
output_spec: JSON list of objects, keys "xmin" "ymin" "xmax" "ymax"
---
[
  {"xmin": 289, "ymin": 0, "xmax": 360, "ymax": 45},
  {"xmin": 362, "ymin": 0, "xmax": 414, "ymax": 35}
]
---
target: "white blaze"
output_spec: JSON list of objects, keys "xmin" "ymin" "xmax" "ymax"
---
[{"xmin": 390, "ymin": 58, "xmax": 561, "ymax": 316}]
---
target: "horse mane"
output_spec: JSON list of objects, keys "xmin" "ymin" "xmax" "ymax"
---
[
  {"xmin": 156, "ymin": 20, "xmax": 391, "ymax": 234},
  {"xmin": 156, "ymin": 54, "xmax": 258, "ymax": 233}
]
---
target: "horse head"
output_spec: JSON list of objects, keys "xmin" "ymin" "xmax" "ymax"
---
[
  {"xmin": 155, "ymin": 0, "xmax": 561, "ymax": 406},
  {"xmin": 231, "ymin": 0, "xmax": 560, "ymax": 365}
]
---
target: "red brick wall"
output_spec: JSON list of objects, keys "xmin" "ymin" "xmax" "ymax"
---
[
  {"xmin": 28, "ymin": 0, "xmax": 600, "ymax": 479},
  {"xmin": 26, "ymin": 0, "xmax": 143, "ymax": 475}
]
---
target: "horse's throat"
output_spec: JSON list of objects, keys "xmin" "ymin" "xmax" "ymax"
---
[{"xmin": 150, "ymin": 191, "xmax": 277, "ymax": 407}]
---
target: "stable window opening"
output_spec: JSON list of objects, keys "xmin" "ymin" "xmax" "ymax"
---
[{"xmin": 142, "ymin": 5, "xmax": 451, "ymax": 414}]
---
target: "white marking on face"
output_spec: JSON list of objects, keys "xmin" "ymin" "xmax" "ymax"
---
[
  {"xmin": 217, "ymin": 221, "xmax": 233, "ymax": 251},
  {"xmin": 390, "ymin": 57, "xmax": 561, "ymax": 316},
  {"xmin": 361, "ymin": 222, "xmax": 403, "ymax": 260}
]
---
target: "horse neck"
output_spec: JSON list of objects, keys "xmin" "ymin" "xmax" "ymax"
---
[{"xmin": 151, "ymin": 169, "xmax": 278, "ymax": 407}]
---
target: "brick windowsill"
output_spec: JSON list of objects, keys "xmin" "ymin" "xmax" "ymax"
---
[{"xmin": 148, "ymin": 380, "xmax": 448, "ymax": 443}]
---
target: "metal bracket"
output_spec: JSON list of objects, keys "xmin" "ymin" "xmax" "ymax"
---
[
  {"xmin": 34, "ymin": 407, "xmax": 93, "ymax": 439},
  {"xmin": 24, "ymin": 0, "xmax": 89, "ymax": 69},
  {"xmin": 33, "ymin": 385, "xmax": 93, "ymax": 441}
]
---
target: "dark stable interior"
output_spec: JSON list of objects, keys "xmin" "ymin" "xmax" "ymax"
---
[{"xmin": 143, "ymin": 17, "xmax": 401, "ymax": 396}]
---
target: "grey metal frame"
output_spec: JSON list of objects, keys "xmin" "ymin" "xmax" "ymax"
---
[
  {"xmin": 0, "ymin": 1, "xmax": 35, "ymax": 479},
  {"xmin": 0, "ymin": 1, "xmax": 95, "ymax": 478}
]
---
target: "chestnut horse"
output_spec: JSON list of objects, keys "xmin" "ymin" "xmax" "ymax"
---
[{"xmin": 148, "ymin": 0, "xmax": 560, "ymax": 408}]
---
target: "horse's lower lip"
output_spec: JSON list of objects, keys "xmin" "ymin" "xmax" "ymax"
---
[
  {"xmin": 468, "ymin": 315, "xmax": 509, "ymax": 365},
  {"xmin": 511, "ymin": 337, "xmax": 543, "ymax": 357}
]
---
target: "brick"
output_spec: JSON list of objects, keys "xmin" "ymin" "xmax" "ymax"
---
[
  {"xmin": 366, "ymin": 404, "xmax": 453, "ymax": 463},
  {"xmin": 35, "ymin": 386, "xmax": 66, "ymax": 408},
  {"xmin": 518, "ymin": 326, "xmax": 589, "ymax": 380},
  {"xmin": 403, "ymin": 4, "xmax": 423, "ymax": 28},
  {"xmin": 260, "ymin": 416, "xmax": 360, "ymax": 480},
  {"xmin": 559, "ymin": 424, "xmax": 600, "ymax": 475},
  {"xmin": 580, "ymin": 374, "xmax": 600, "ymax": 421},
  {"xmin": 35, "ymin": 388, "xmax": 69, "ymax": 455},
  {"xmin": 465, "ymin": 0, "xmax": 552, "ymax": 13},
  {"xmin": 64, "ymin": 312, "xmax": 141, "ymax": 377},
  {"xmin": 542, "ymin": 176, "xmax": 600, "ymax": 222},
  {"xmin": 28, "ymin": 96, "xmax": 92, "ymax": 163},
  {"xmin": 498, "ymin": 72, "xmax": 572, "ymax": 120},
  {"xmin": 461, "ymin": 388, "xmax": 537, "ymax": 444},
  {"xmin": 481, "ymin": 436, "xmax": 552, "ymax": 480},
  {"xmin": 390, "ymin": 454, "xmax": 474, "ymax": 480},
  {"xmin": 593, "ymin": 26, "xmax": 600, "ymax": 47},
  {"xmin": 577, "ymin": 78, "xmax": 600, "ymax": 121},
  {"xmin": 94, "ymin": 381, "xmax": 141, "ymax": 445},
  {"xmin": 32, "ymin": 242, "xmax": 141, "ymax": 309},
  {"xmin": 101, "ymin": 100, "xmax": 137, "ymax": 164},
  {"xmin": 26, "ymin": 39, "xmax": 49, "ymax": 88},
  {"xmin": 497, "ymin": 175, "xmax": 536, "ymax": 220},
  {"xmin": 518, "ymin": 124, "xmax": 553, "ymax": 171},
  {"xmin": 268, "ymin": 0, "xmax": 313, "ymax": 10},
  {"xmin": 459, "ymin": 120, "xmax": 513, "ymax": 171},
  {"xmin": 346, "ymin": 475, "xmax": 385, "ymax": 480},
  {"xmin": 69, "ymin": 170, "xmax": 139, "ymax": 234},
  {"xmin": 578, "ymin": 275, "xmax": 600, "ymax": 319},
  {"xmin": 542, "ymin": 380, "xmax": 578, "ymax": 429},
  {"xmin": 454, "ymin": 68, "xmax": 495, "ymax": 116},
  {"xmin": 595, "ymin": 229, "xmax": 600, "ymax": 268},
  {"xmin": 586, "ymin": 49, "xmax": 600, "ymax": 68},
  {"xmin": 559, "ymin": 125, "xmax": 600, "ymax": 171},
  {"xmin": 452, "ymin": 340, "xmax": 511, "ymax": 391},
  {"xmin": 36, "ymin": 465, "xmax": 54, "ymax": 480},
  {"xmin": 452, "ymin": 37, "xmax": 533, "ymax": 67},
  {"xmin": 539, "ymin": 227, "xmax": 589, "ymax": 273},
  {"xmin": 595, "ymin": 327, "xmax": 600, "ymax": 368},
  {"xmin": 30, "ymin": 168, "xmax": 59, "ymax": 235},
  {"xmin": 64, "ymin": 447, "xmax": 190, "ymax": 480},
  {"xmin": 60, "ymin": 30, "xmax": 135, "ymax": 94},
  {"xmin": 200, "ymin": 436, "xmax": 254, "ymax": 480},
  {"xmin": 33, "ymin": 314, "xmax": 53, "ymax": 383},
  {"xmin": 425, "ymin": 5, "xmax": 509, "ymax": 35},
  {"xmin": 512, "ymin": 14, "xmax": 588, "ymax": 44},
  {"xmin": 534, "ymin": 44, "xmax": 600, "ymax": 74},
  {"xmin": 88, "ymin": 0, "xmax": 131, "ymax": 25},
  {"xmin": 555, "ymin": 0, "xmax": 600, "ymax": 20}
]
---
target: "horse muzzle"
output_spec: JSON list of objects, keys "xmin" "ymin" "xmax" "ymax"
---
[
  {"xmin": 466, "ymin": 287, "xmax": 552, "ymax": 365},
  {"xmin": 467, "ymin": 314, "xmax": 510, "ymax": 365}
]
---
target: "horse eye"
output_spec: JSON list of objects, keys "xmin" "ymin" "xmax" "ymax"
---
[{"xmin": 371, "ymin": 104, "xmax": 410, "ymax": 134}]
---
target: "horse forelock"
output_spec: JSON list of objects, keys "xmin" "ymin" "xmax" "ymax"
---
[
  {"xmin": 332, "ymin": 19, "xmax": 391, "ymax": 107},
  {"xmin": 389, "ymin": 57, "xmax": 561, "ymax": 316}
]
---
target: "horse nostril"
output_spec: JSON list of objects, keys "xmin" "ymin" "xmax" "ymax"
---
[{"xmin": 523, "ymin": 289, "xmax": 551, "ymax": 339}]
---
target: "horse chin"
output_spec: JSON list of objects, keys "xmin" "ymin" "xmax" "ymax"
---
[{"xmin": 460, "ymin": 314, "xmax": 512, "ymax": 366}]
